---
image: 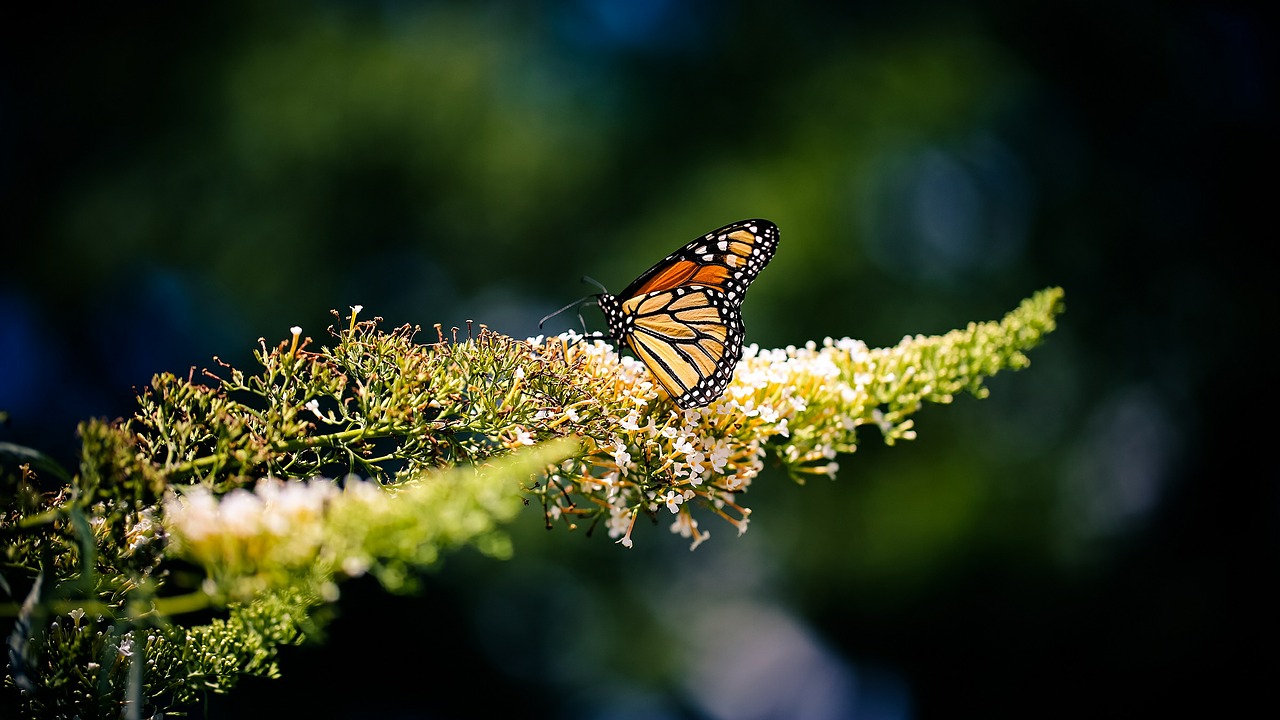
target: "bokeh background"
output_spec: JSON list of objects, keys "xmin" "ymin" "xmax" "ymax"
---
[{"xmin": 2, "ymin": 1, "xmax": 1273, "ymax": 717}]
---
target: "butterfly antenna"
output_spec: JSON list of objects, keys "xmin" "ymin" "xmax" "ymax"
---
[
  {"xmin": 576, "ymin": 305, "xmax": 598, "ymax": 337},
  {"xmin": 580, "ymin": 275, "xmax": 609, "ymax": 295},
  {"xmin": 576, "ymin": 276, "xmax": 613, "ymax": 338},
  {"xmin": 539, "ymin": 296, "xmax": 592, "ymax": 330}
]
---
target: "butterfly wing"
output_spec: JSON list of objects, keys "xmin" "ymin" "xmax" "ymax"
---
[
  {"xmin": 596, "ymin": 219, "xmax": 778, "ymax": 409},
  {"xmin": 618, "ymin": 287, "xmax": 744, "ymax": 409},
  {"xmin": 619, "ymin": 219, "xmax": 779, "ymax": 305}
]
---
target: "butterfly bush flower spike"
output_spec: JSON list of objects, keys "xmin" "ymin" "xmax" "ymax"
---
[{"xmin": 526, "ymin": 286, "xmax": 1064, "ymax": 549}]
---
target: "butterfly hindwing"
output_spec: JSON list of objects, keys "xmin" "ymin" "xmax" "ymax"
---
[{"xmin": 619, "ymin": 287, "xmax": 744, "ymax": 408}]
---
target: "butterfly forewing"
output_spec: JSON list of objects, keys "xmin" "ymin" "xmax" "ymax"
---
[{"xmin": 621, "ymin": 220, "xmax": 779, "ymax": 303}]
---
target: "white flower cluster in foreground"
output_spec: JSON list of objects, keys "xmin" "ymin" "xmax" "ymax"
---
[
  {"xmin": 164, "ymin": 478, "xmax": 382, "ymax": 598},
  {"xmin": 162, "ymin": 439, "xmax": 574, "ymax": 599}
]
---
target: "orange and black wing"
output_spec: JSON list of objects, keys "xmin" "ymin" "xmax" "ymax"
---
[
  {"xmin": 618, "ymin": 287, "xmax": 744, "ymax": 409},
  {"xmin": 618, "ymin": 219, "xmax": 779, "ymax": 305},
  {"xmin": 595, "ymin": 219, "xmax": 778, "ymax": 409}
]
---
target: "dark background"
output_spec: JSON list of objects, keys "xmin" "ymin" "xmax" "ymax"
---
[{"xmin": 2, "ymin": 1, "xmax": 1274, "ymax": 717}]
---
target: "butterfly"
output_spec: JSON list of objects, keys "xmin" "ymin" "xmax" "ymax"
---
[{"xmin": 546, "ymin": 219, "xmax": 779, "ymax": 409}]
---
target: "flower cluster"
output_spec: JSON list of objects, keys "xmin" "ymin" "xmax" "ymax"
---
[
  {"xmin": 526, "ymin": 287, "xmax": 1063, "ymax": 549},
  {"xmin": 164, "ymin": 478, "xmax": 350, "ymax": 599},
  {"xmin": 163, "ymin": 438, "xmax": 579, "ymax": 600}
]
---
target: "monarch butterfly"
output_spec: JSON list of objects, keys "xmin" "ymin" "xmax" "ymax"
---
[{"xmin": 547, "ymin": 219, "xmax": 779, "ymax": 409}]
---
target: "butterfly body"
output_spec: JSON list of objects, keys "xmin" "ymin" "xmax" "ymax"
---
[{"xmin": 596, "ymin": 219, "xmax": 779, "ymax": 409}]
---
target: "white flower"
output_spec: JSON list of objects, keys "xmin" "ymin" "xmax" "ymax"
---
[
  {"xmin": 257, "ymin": 478, "xmax": 333, "ymax": 537},
  {"xmin": 217, "ymin": 489, "xmax": 264, "ymax": 538},
  {"xmin": 773, "ymin": 418, "xmax": 790, "ymax": 438},
  {"xmin": 670, "ymin": 511, "xmax": 696, "ymax": 537},
  {"xmin": 641, "ymin": 417, "xmax": 658, "ymax": 437},
  {"xmin": 661, "ymin": 490, "xmax": 685, "ymax": 514},
  {"xmin": 706, "ymin": 439, "xmax": 731, "ymax": 474},
  {"xmin": 607, "ymin": 503, "xmax": 636, "ymax": 547},
  {"xmin": 512, "ymin": 427, "xmax": 535, "ymax": 446},
  {"xmin": 873, "ymin": 408, "xmax": 893, "ymax": 435},
  {"xmin": 600, "ymin": 471, "xmax": 621, "ymax": 498},
  {"xmin": 610, "ymin": 441, "xmax": 632, "ymax": 475},
  {"xmin": 669, "ymin": 512, "xmax": 709, "ymax": 550},
  {"xmin": 606, "ymin": 505, "xmax": 631, "ymax": 539},
  {"xmin": 124, "ymin": 510, "xmax": 159, "ymax": 553},
  {"xmin": 672, "ymin": 436, "xmax": 695, "ymax": 456},
  {"xmin": 756, "ymin": 403, "xmax": 779, "ymax": 423},
  {"xmin": 320, "ymin": 581, "xmax": 340, "ymax": 603},
  {"xmin": 164, "ymin": 488, "xmax": 217, "ymax": 542},
  {"xmin": 342, "ymin": 555, "xmax": 371, "ymax": 578},
  {"xmin": 685, "ymin": 450, "xmax": 706, "ymax": 484}
]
